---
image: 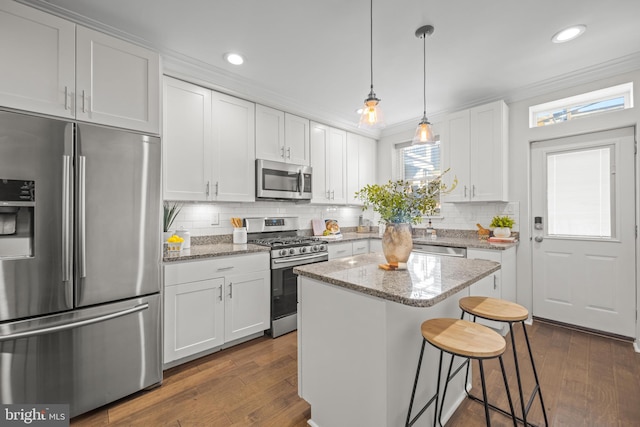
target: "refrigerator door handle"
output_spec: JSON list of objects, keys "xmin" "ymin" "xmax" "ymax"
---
[
  {"xmin": 78, "ymin": 155, "xmax": 87, "ymax": 278},
  {"xmin": 0, "ymin": 303, "xmax": 149, "ymax": 342},
  {"xmin": 62, "ymin": 155, "xmax": 73, "ymax": 283}
]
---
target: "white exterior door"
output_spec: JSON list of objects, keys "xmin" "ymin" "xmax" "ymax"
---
[{"xmin": 531, "ymin": 127, "xmax": 636, "ymax": 337}]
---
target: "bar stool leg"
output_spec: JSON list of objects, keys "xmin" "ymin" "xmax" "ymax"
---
[
  {"xmin": 498, "ymin": 355, "xmax": 518, "ymax": 427},
  {"xmin": 508, "ymin": 322, "xmax": 528, "ymax": 426},
  {"xmin": 406, "ymin": 340, "xmax": 443, "ymax": 427},
  {"xmin": 521, "ymin": 321, "xmax": 549, "ymax": 426},
  {"xmin": 478, "ymin": 359, "xmax": 492, "ymax": 426}
]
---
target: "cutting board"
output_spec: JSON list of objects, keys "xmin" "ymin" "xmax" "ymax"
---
[{"xmin": 312, "ymin": 219, "xmax": 325, "ymax": 236}]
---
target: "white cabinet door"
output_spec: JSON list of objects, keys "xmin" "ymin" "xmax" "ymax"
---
[
  {"xmin": 328, "ymin": 127, "xmax": 347, "ymax": 204},
  {"xmin": 310, "ymin": 122, "xmax": 329, "ymax": 203},
  {"xmin": 164, "ymin": 278, "xmax": 225, "ymax": 363},
  {"xmin": 369, "ymin": 239, "xmax": 383, "ymax": 253},
  {"xmin": 0, "ymin": 1, "xmax": 75, "ymax": 118},
  {"xmin": 163, "ymin": 77, "xmax": 212, "ymax": 201},
  {"xmin": 285, "ymin": 113, "xmax": 310, "ymax": 165},
  {"xmin": 225, "ymin": 270, "xmax": 270, "ymax": 342},
  {"xmin": 211, "ymin": 91, "xmax": 255, "ymax": 201},
  {"xmin": 440, "ymin": 109, "xmax": 470, "ymax": 202},
  {"xmin": 255, "ymin": 104, "xmax": 285, "ymax": 162},
  {"xmin": 469, "ymin": 101, "xmax": 509, "ymax": 201},
  {"xmin": 76, "ymin": 26, "xmax": 160, "ymax": 134},
  {"xmin": 347, "ymin": 133, "xmax": 376, "ymax": 205}
]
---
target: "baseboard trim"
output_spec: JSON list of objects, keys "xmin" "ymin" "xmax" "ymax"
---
[{"xmin": 533, "ymin": 316, "xmax": 634, "ymax": 343}]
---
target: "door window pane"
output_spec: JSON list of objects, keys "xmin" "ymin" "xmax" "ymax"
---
[{"xmin": 547, "ymin": 147, "xmax": 612, "ymax": 237}]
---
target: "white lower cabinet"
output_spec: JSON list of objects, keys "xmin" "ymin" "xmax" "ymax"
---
[
  {"xmin": 163, "ymin": 253, "xmax": 270, "ymax": 365},
  {"xmin": 369, "ymin": 238, "xmax": 382, "ymax": 253},
  {"xmin": 466, "ymin": 247, "xmax": 516, "ymax": 331},
  {"xmin": 328, "ymin": 240, "xmax": 370, "ymax": 259}
]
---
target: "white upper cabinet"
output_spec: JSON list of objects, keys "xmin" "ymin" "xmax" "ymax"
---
[
  {"xmin": 163, "ymin": 78, "xmax": 255, "ymax": 202},
  {"xmin": 255, "ymin": 105, "xmax": 310, "ymax": 165},
  {"xmin": 76, "ymin": 26, "xmax": 160, "ymax": 134},
  {"xmin": 310, "ymin": 122, "xmax": 347, "ymax": 204},
  {"xmin": 0, "ymin": 2, "xmax": 75, "ymax": 118},
  {"xmin": 346, "ymin": 132, "xmax": 376, "ymax": 205},
  {"xmin": 163, "ymin": 77, "xmax": 212, "ymax": 201},
  {"xmin": 211, "ymin": 91, "xmax": 256, "ymax": 202},
  {"xmin": 0, "ymin": 2, "xmax": 160, "ymax": 134},
  {"xmin": 441, "ymin": 100, "xmax": 508, "ymax": 202}
]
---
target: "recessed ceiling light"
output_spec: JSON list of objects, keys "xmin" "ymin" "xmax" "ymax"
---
[
  {"xmin": 551, "ymin": 25, "xmax": 587, "ymax": 43},
  {"xmin": 224, "ymin": 52, "xmax": 244, "ymax": 65}
]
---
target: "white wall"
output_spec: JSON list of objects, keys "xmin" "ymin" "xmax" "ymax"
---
[
  {"xmin": 378, "ymin": 69, "xmax": 640, "ymax": 347},
  {"xmin": 510, "ymin": 69, "xmax": 640, "ymax": 348}
]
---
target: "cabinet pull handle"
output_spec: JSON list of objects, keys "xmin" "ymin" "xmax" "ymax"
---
[
  {"xmin": 326, "ymin": 190, "xmax": 330, "ymax": 199},
  {"xmin": 229, "ymin": 283, "xmax": 233, "ymax": 299},
  {"xmin": 331, "ymin": 190, "xmax": 335, "ymax": 200},
  {"xmin": 218, "ymin": 285, "xmax": 223, "ymax": 301},
  {"xmin": 281, "ymin": 146, "xmax": 285, "ymax": 158},
  {"xmin": 206, "ymin": 181, "xmax": 210, "ymax": 197},
  {"xmin": 286, "ymin": 147, "xmax": 291, "ymax": 159},
  {"xmin": 64, "ymin": 86, "xmax": 70, "ymax": 111},
  {"xmin": 472, "ymin": 185, "xmax": 476, "ymax": 198},
  {"xmin": 464, "ymin": 185, "xmax": 468, "ymax": 198},
  {"xmin": 216, "ymin": 266, "xmax": 234, "ymax": 271},
  {"xmin": 216, "ymin": 182, "xmax": 219, "ymax": 196},
  {"xmin": 493, "ymin": 275, "xmax": 497, "ymax": 290},
  {"xmin": 81, "ymin": 90, "xmax": 87, "ymax": 113}
]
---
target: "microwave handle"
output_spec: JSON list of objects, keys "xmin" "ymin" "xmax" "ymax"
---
[{"xmin": 298, "ymin": 170, "xmax": 304, "ymax": 195}]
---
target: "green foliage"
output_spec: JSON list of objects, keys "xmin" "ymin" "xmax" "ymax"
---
[
  {"xmin": 490, "ymin": 215, "xmax": 515, "ymax": 228},
  {"xmin": 355, "ymin": 170, "xmax": 457, "ymax": 225},
  {"xmin": 163, "ymin": 201, "xmax": 183, "ymax": 232}
]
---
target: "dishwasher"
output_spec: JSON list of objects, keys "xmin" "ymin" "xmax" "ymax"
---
[{"xmin": 413, "ymin": 243, "xmax": 467, "ymax": 258}]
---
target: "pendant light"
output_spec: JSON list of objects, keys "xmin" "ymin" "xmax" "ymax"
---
[
  {"xmin": 358, "ymin": 0, "xmax": 384, "ymax": 129},
  {"xmin": 412, "ymin": 25, "xmax": 436, "ymax": 145}
]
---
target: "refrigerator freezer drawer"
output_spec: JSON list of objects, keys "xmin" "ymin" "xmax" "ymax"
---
[{"xmin": 0, "ymin": 294, "xmax": 162, "ymax": 417}]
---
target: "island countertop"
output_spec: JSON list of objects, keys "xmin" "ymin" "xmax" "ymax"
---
[{"xmin": 293, "ymin": 251, "xmax": 500, "ymax": 308}]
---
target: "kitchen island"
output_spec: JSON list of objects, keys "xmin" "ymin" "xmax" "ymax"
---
[{"xmin": 294, "ymin": 252, "xmax": 500, "ymax": 427}]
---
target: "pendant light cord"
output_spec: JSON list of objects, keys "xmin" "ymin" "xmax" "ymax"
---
[
  {"xmin": 370, "ymin": 0, "xmax": 374, "ymax": 91},
  {"xmin": 422, "ymin": 31, "xmax": 426, "ymax": 116}
]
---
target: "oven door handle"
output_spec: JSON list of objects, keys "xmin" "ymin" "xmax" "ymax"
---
[{"xmin": 272, "ymin": 253, "xmax": 327, "ymax": 264}]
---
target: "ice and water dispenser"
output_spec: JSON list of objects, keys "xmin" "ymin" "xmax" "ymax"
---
[{"xmin": 0, "ymin": 179, "xmax": 34, "ymax": 258}]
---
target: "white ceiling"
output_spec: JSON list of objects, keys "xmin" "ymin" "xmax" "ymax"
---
[{"xmin": 23, "ymin": 0, "xmax": 640, "ymax": 136}]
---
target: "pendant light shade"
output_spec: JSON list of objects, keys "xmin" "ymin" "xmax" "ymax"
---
[
  {"xmin": 412, "ymin": 25, "xmax": 436, "ymax": 145},
  {"xmin": 358, "ymin": 0, "xmax": 384, "ymax": 129}
]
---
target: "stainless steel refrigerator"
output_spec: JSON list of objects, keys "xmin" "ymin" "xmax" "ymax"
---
[{"xmin": 0, "ymin": 109, "xmax": 162, "ymax": 417}]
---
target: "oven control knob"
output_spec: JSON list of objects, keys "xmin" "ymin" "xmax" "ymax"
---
[
  {"xmin": 289, "ymin": 248, "xmax": 296, "ymax": 255},
  {"xmin": 279, "ymin": 249, "xmax": 287, "ymax": 257},
  {"xmin": 312, "ymin": 245, "xmax": 318, "ymax": 252},
  {"xmin": 319, "ymin": 244, "xmax": 326, "ymax": 251},
  {"xmin": 300, "ymin": 247, "xmax": 307, "ymax": 253}
]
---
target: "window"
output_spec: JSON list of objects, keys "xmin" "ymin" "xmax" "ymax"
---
[
  {"xmin": 395, "ymin": 141, "xmax": 442, "ymax": 214},
  {"xmin": 529, "ymin": 82, "xmax": 633, "ymax": 128}
]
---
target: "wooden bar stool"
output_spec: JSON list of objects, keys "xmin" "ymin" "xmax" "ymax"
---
[
  {"xmin": 405, "ymin": 318, "xmax": 517, "ymax": 427},
  {"xmin": 459, "ymin": 296, "xmax": 549, "ymax": 427}
]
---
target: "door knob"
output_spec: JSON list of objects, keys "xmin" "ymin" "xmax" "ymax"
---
[{"xmin": 534, "ymin": 236, "xmax": 543, "ymax": 242}]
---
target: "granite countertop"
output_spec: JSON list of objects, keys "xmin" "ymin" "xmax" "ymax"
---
[
  {"xmin": 163, "ymin": 243, "xmax": 270, "ymax": 262},
  {"xmin": 294, "ymin": 252, "xmax": 500, "ymax": 308}
]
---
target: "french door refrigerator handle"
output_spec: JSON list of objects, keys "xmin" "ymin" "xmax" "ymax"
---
[
  {"xmin": 78, "ymin": 155, "xmax": 87, "ymax": 278},
  {"xmin": 62, "ymin": 155, "xmax": 73, "ymax": 283},
  {"xmin": 0, "ymin": 303, "xmax": 149, "ymax": 342}
]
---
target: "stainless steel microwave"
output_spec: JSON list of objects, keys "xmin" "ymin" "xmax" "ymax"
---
[{"xmin": 256, "ymin": 159, "xmax": 312, "ymax": 201}]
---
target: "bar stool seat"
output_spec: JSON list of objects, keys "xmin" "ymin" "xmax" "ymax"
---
[
  {"xmin": 459, "ymin": 296, "xmax": 548, "ymax": 427},
  {"xmin": 406, "ymin": 318, "xmax": 517, "ymax": 427}
]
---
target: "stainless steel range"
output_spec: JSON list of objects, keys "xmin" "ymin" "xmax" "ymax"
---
[{"xmin": 245, "ymin": 217, "xmax": 328, "ymax": 337}]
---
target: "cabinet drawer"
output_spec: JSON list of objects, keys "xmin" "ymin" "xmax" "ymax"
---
[
  {"xmin": 164, "ymin": 252, "xmax": 269, "ymax": 287},
  {"xmin": 352, "ymin": 240, "xmax": 369, "ymax": 255},
  {"xmin": 328, "ymin": 241, "xmax": 352, "ymax": 259},
  {"xmin": 467, "ymin": 248, "xmax": 502, "ymax": 263}
]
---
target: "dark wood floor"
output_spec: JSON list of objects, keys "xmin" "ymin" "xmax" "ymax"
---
[{"xmin": 72, "ymin": 320, "xmax": 640, "ymax": 426}]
